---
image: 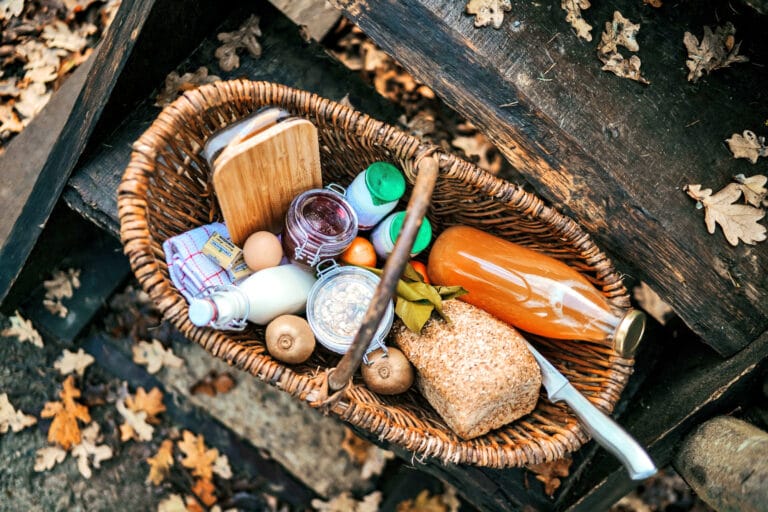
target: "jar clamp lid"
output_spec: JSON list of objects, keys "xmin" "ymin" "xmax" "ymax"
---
[
  {"xmin": 306, "ymin": 264, "xmax": 394, "ymax": 356},
  {"xmin": 365, "ymin": 162, "xmax": 406, "ymax": 205},
  {"xmin": 389, "ymin": 212, "xmax": 432, "ymax": 254}
]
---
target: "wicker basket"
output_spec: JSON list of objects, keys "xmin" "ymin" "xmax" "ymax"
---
[{"xmin": 118, "ymin": 80, "xmax": 634, "ymax": 468}]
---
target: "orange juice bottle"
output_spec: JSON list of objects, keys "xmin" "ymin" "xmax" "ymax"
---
[{"xmin": 427, "ymin": 226, "xmax": 644, "ymax": 356}]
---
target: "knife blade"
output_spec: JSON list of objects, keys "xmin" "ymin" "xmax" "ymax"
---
[{"xmin": 526, "ymin": 341, "xmax": 658, "ymax": 481}]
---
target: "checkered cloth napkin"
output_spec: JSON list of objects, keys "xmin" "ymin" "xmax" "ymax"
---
[{"xmin": 162, "ymin": 222, "xmax": 236, "ymax": 301}]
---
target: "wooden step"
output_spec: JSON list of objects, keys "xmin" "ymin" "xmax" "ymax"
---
[{"xmin": 332, "ymin": 0, "xmax": 768, "ymax": 357}]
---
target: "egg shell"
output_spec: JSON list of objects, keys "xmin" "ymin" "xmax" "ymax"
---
[{"xmin": 243, "ymin": 231, "xmax": 284, "ymax": 271}]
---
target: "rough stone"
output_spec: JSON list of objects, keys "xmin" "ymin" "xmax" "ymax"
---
[{"xmin": 674, "ymin": 416, "xmax": 768, "ymax": 512}]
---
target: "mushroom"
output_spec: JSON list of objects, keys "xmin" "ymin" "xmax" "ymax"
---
[
  {"xmin": 265, "ymin": 315, "xmax": 315, "ymax": 364},
  {"xmin": 361, "ymin": 347, "xmax": 414, "ymax": 395}
]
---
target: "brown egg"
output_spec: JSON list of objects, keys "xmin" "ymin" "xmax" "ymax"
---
[{"xmin": 242, "ymin": 231, "xmax": 283, "ymax": 271}]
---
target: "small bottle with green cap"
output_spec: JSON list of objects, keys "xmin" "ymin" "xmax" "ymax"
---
[
  {"xmin": 344, "ymin": 162, "xmax": 406, "ymax": 230},
  {"xmin": 370, "ymin": 211, "xmax": 432, "ymax": 259}
]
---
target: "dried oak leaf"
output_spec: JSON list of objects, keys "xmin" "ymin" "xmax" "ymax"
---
[
  {"xmin": 726, "ymin": 130, "xmax": 768, "ymax": 164},
  {"xmin": 41, "ymin": 375, "xmax": 91, "ymax": 450},
  {"xmin": 598, "ymin": 11, "xmax": 640, "ymax": 54},
  {"xmin": 396, "ymin": 489, "xmax": 449, "ymax": 512},
  {"xmin": 0, "ymin": 77, "xmax": 20, "ymax": 97},
  {"xmin": 147, "ymin": 439, "xmax": 174, "ymax": 485},
  {"xmin": 312, "ymin": 491, "xmax": 382, "ymax": 512},
  {"xmin": 599, "ymin": 53, "xmax": 649, "ymax": 84},
  {"xmin": 15, "ymin": 82, "xmax": 52, "ymax": 121},
  {"xmin": 54, "ymin": 348, "xmax": 95, "ymax": 377},
  {"xmin": 215, "ymin": 15, "xmax": 262, "ymax": 72},
  {"xmin": 0, "ymin": 393, "xmax": 37, "ymax": 434},
  {"xmin": 132, "ymin": 339, "xmax": 184, "ymax": 374},
  {"xmin": 0, "ymin": 104, "xmax": 23, "ymax": 135},
  {"xmin": 34, "ymin": 446, "xmax": 67, "ymax": 472},
  {"xmin": 1, "ymin": 0, "xmax": 24, "ymax": 20},
  {"xmin": 340, "ymin": 427, "xmax": 394, "ymax": 478},
  {"xmin": 43, "ymin": 299, "xmax": 68, "ymax": 318},
  {"xmin": 213, "ymin": 453, "xmax": 232, "ymax": 479},
  {"xmin": 562, "ymin": 0, "xmax": 592, "ymax": 41},
  {"xmin": 126, "ymin": 387, "xmax": 166, "ymax": 424},
  {"xmin": 2, "ymin": 310, "xmax": 43, "ymax": 347},
  {"xmin": 465, "ymin": 0, "xmax": 511, "ymax": 29},
  {"xmin": 155, "ymin": 67, "xmax": 221, "ymax": 107},
  {"xmin": 527, "ymin": 457, "xmax": 572, "ymax": 497},
  {"xmin": 190, "ymin": 371, "xmax": 236, "ymax": 397},
  {"xmin": 116, "ymin": 395, "xmax": 154, "ymax": 442},
  {"xmin": 452, "ymin": 133, "xmax": 503, "ymax": 174},
  {"xmin": 44, "ymin": 268, "xmax": 81, "ymax": 300},
  {"xmin": 71, "ymin": 422, "xmax": 113, "ymax": 479},
  {"xmin": 734, "ymin": 174, "xmax": 768, "ymax": 207},
  {"xmin": 341, "ymin": 427, "xmax": 371, "ymax": 465},
  {"xmin": 178, "ymin": 430, "xmax": 219, "ymax": 481},
  {"xmin": 685, "ymin": 183, "xmax": 767, "ymax": 246},
  {"xmin": 63, "ymin": 0, "xmax": 100, "ymax": 15},
  {"xmin": 16, "ymin": 40, "xmax": 66, "ymax": 85},
  {"xmin": 191, "ymin": 478, "xmax": 217, "ymax": 507},
  {"xmin": 683, "ymin": 23, "xmax": 748, "ymax": 83},
  {"xmin": 597, "ymin": 12, "xmax": 649, "ymax": 84},
  {"xmin": 157, "ymin": 494, "xmax": 187, "ymax": 512},
  {"xmin": 42, "ymin": 21, "xmax": 88, "ymax": 53}
]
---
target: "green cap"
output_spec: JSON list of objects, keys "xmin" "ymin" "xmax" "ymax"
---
[
  {"xmin": 389, "ymin": 212, "xmax": 432, "ymax": 254},
  {"xmin": 365, "ymin": 162, "xmax": 406, "ymax": 206}
]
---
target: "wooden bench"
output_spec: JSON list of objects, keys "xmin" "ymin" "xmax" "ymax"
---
[{"xmin": 3, "ymin": 0, "xmax": 768, "ymax": 510}]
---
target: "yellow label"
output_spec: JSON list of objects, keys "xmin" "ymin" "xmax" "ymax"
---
[
  {"xmin": 202, "ymin": 232, "xmax": 241, "ymax": 269},
  {"xmin": 230, "ymin": 253, "xmax": 253, "ymax": 281}
]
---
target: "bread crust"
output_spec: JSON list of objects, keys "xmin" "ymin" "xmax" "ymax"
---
[{"xmin": 393, "ymin": 300, "xmax": 541, "ymax": 439}]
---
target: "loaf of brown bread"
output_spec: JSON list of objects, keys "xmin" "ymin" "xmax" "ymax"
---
[{"xmin": 393, "ymin": 300, "xmax": 541, "ymax": 439}]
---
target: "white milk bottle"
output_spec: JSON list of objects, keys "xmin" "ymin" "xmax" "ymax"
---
[{"xmin": 188, "ymin": 263, "xmax": 317, "ymax": 328}]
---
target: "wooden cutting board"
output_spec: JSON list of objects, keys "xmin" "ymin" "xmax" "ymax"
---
[{"xmin": 212, "ymin": 118, "xmax": 322, "ymax": 246}]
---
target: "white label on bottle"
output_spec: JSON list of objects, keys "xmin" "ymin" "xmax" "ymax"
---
[{"xmin": 345, "ymin": 171, "xmax": 397, "ymax": 230}]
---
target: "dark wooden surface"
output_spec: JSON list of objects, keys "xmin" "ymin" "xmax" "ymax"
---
[
  {"xmin": 563, "ymin": 328, "xmax": 768, "ymax": 511},
  {"xmin": 0, "ymin": 0, "xmax": 156, "ymax": 305},
  {"xmin": 330, "ymin": 0, "xmax": 768, "ymax": 356},
  {"xmin": 57, "ymin": 1, "xmax": 768, "ymax": 510},
  {"xmin": 65, "ymin": 1, "xmax": 400, "ymax": 236}
]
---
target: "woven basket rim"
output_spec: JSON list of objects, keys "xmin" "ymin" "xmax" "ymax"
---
[{"xmin": 117, "ymin": 79, "xmax": 633, "ymax": 468}]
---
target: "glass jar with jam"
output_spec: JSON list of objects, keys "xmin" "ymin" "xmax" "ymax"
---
[{"xmin": 282, "ymin": 187, "xmax": 359, "ymax": 268}]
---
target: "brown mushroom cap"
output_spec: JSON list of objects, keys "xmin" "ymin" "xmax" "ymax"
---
[
  {"xmin": 265, "ymin": 315, "xmax": 315, "ymax": 364},
  {"xmin": 361, "ymin": 347, "xmax": 414, "ymax": 395}
]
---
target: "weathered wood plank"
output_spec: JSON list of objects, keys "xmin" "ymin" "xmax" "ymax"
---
[
  {"xmin": 561, "ymin": 328, "xmax": 768, "ymax": 511},
  {"xmin": 0, "ymin": 0, "xmax": 156, "ymax": 305},
  {"xmin": 331, "ymin": 0, "xmax": 768, "ymax": 356},
  {"xmin": 65, "ymin": 0, "xmax": 400, "ymax": 237}
]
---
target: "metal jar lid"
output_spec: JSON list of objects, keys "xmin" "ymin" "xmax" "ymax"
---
[{"xmin": 306, "ymin": 265, "xmax": 394, "ymax": 355}]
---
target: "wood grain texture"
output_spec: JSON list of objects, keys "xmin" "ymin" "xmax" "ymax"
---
[
  {"xmin": 213, "ymin": 119, "xmax": 322, "ymax": 243},
  {"xmin": 64, "ymin": 0, "xmax": 401, "ymax": 238},
  {"xmin": 561, "ymin": 327, "xmax": 768, "ymax": 511},
  {"xmin": 331, "ymin": 0, "xmax": 768, "ymax": 356},
  {"xmin": 0, "ymin": 0, "xmax": 156, "ymax": 305}
]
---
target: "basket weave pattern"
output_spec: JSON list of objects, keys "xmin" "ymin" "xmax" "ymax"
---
[{"xmin": 118, "ymin": 80, "xmax": 634, "ymax": 467}]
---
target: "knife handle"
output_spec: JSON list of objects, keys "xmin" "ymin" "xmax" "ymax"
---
[{"xmin": 561, "ymin": 389, "xmax": 657, "ymax": 480}]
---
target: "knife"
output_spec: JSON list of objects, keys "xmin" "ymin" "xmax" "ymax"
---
[{"xmin": 526, "ymin": 341, "xmax": 658, "ymax": 481}]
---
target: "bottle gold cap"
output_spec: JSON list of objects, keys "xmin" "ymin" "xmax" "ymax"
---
[{"xmin": 613, "ymin": 309, "xmax": 646, "ymax": 358}]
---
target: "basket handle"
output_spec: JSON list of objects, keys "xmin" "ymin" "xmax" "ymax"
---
[{"xmin": 328, "ymin": 155, "xmax": 440, "ymax": 391}]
